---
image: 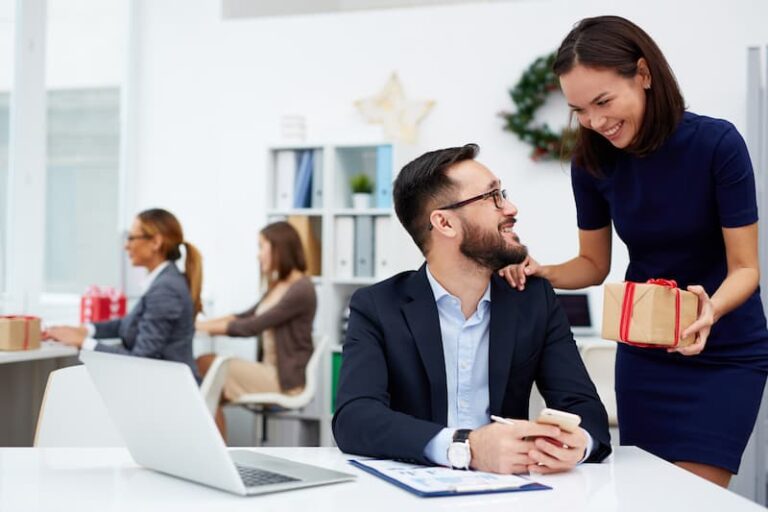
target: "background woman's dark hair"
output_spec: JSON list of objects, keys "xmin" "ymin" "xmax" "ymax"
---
[
  {"xmin": 553, "ymin": 15, "xmax": 685, "ymax": 174},
  {"xmin": 393, "ymin": 143, "xmax": 478, "ymax": 254},
  {"xmin": 137, "ymin": 208, "xmax": 203, "ymax": 315},
  {"xmin": 260, "ymin": 221, "xmax": 307, "ymax": 286}
]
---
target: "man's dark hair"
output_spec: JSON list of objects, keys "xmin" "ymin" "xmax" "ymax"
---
[
  {"xmin": 553, "ymin": 15, "xmax": 684, "ymax": 175},
  {"xmin": 393, "ymin": 143, "xmax": 479, "ymax": 254}
]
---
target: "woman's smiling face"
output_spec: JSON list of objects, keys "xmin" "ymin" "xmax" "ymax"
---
[{"xmin": 559, "ymin": 61, "xmax": 651, "ymax": 149}]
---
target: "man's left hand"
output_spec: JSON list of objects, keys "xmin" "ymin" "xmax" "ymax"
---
[{"xmin": 527, "ymin": 427, "xmax": 588, "ymax": 474}]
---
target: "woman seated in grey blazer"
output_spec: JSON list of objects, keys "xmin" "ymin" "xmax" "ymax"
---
[
  {"xmin": 46, "ymin": 208, "xmax": 203, "ymax": 380},
  {"xmin": 196, "ymin": 221, "xmax": 317, "ymax": 438}
]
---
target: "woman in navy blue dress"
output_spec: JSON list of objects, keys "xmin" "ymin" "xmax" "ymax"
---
[{"xmin": 501, "ymin": 15, "xmax": 768, "ymax": 487}]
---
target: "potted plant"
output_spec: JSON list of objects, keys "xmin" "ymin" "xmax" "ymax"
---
[{"xmin": 350, "ymin": 173, "xmax": 374, "ymax": 209}]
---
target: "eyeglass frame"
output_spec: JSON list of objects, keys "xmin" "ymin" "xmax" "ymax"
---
[
  {"xmin": 436, "ymin": 188, "xmax": 508, "ymax": 211},
  {"xmin": 428, "ymin": 188, "xmax": 509, "ymax": 230},
  {"xmin": 125, "ymin": 233, "xmax": 153, "ymax": 243}
]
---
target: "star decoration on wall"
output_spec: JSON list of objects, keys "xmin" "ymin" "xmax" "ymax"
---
[{"xmin": 355, "ymin": 73, "xmax": 435, "ymax": 144}]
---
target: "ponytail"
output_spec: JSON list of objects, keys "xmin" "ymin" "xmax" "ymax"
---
[{"xmin": 182, "ymin": 241, "xmax": 203, "ymax": 316}]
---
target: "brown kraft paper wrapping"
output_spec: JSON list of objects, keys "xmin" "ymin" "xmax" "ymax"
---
[{"xmin": 602, "ymin": 281, "xmax": 698, "ymax": 347}]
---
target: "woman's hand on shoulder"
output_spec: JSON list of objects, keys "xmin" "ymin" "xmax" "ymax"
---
[
  {"xmin": 669, "ymin": 285, "xmax": 714, "ymax": 356},
  {"xmin": 498, "ymin": 256, "xmax": 542, "ymax": 291}
]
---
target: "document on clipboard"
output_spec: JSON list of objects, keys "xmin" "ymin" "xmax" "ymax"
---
[{"xmin": 349, "ymin": 459, "xmax": 551, "ymax": 497}]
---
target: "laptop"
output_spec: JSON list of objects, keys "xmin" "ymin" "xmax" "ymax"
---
[
  {"xmin": 79, "ymin": 350, "xmax": 356, "ymax": 496},
  {"xmin": 555, "ymin": 291, "xmax": 596, "ymax": 337}
]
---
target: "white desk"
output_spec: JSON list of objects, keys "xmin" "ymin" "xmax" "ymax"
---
[
  {"xmin": 0, "ymin": 342, "xmax": 80, "ymax": 446},
  {"xmin": 0, "ymin": 446, "xmax": 762, "ymax": 511},
  {"xmin": 0, "ymin": 342, "xmax": 78, "ymax": 364}
]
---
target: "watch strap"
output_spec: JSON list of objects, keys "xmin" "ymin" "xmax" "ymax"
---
[{"xmin": 453, "ymin": 429, "xmax": 471, "ymax": 443}]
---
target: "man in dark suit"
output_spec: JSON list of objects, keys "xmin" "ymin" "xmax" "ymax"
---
[{"xmin": 333, "ymin": 144, "xmax": 611, "ymax": 474}]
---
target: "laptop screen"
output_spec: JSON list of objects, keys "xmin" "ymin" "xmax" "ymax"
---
[{"xmin": 556, "ymin": 293, "xmax": 592, "ymax": 328}]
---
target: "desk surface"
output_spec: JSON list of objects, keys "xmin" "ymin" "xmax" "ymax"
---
[
  {"xmin": 0, "ymin": 341, "xmax": 78, "ymax": 365},
  {"xmin": 0, "ymin": 446, "xmax": 762, "ymax": 511}
]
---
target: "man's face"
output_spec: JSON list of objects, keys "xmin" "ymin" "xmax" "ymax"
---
[
  {"xmin": 459, "ymin": 214, "xmax": 528, "ymax": 271},
  {"xmin": 444, "ymin": 160, "xmax": 528, "ymax": 270}
]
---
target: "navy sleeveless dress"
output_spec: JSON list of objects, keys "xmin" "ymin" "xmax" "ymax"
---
[{"xmin": 572, "ymin": 112, "xmax": 768, "ymax": 473}]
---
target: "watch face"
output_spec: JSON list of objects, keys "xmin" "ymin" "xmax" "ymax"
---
[{"xmin": 448, "ymin": 442, "xmax": 471, "ymax": 469}]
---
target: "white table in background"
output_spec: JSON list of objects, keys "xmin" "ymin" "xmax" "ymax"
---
[
  {"xmin": 0, "ymin": 342, "xmax": 79, "ymax": 446},
  {"xmin": 0, "ymin": 446, "xmax": 763, "ymax": 512}
]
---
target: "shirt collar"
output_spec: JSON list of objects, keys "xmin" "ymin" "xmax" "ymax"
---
[
  {"xmin": 425, "ymin": 265, "xmax": 491, "ymax": 316},
  {"xmin": 142, "ymin": 261, "xmax": 171, "ymax": 293}
]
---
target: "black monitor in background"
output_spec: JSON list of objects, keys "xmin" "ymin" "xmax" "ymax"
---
[{"xmin": 556, "ymin": 293, "xmax": 592, "ymax": 328}]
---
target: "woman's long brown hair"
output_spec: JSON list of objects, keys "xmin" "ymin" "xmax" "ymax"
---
[{"xmin": 137, "ymin": 208, "xmax": 203, "ymax": 315}]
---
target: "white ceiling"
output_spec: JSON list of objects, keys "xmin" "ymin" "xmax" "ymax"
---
[{"xmin": 222, "ymin": 0, "xmax": 532, "ymax": 19}]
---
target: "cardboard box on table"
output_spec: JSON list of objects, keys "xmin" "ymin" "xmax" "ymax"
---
[
  {"xmin": 602, "ymin": 280, "xmax": 699, "ymax": 348},
  {"xmin": 0, "ymin": 316, "xmax": 42, "ymax": 351}
]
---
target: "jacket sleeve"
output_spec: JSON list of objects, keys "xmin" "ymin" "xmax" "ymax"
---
[
  {"xmin": 95, "ymin": 285, "xmax": 182, "ymax": 358},
  {"xmin": 225, "ymin": 283, "xmax": 314, "ymax": 338},
  {"xmin": 535, "ymin": 280, "xmax": 612, "ymax": 462},
  {"xmin": 332, "ymin": 287, "xmax": 444, "ymax": 464},
  {"xmin": 93, "ymin": 319, "xmax": 122, "ymax": 339}
]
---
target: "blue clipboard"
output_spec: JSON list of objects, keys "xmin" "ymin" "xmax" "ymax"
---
[{"xmin": 348, "ymin": 459, "xmax": 551, "ymax": 498}]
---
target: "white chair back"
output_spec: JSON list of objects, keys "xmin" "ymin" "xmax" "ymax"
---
[
  {"xmin": 35, "ymin": 365, "xmax": 124, "ymax": 447},
  {"xmin": 199, "ymin": 356, "xmax": 231, "ymax": 416},
  {"xmin": 233, "ymin": 334, "xmax": 329, "ymax": 408},
  {"xmin": 580, "ymin": 343, "xmax": 618, "ymax": 427}
]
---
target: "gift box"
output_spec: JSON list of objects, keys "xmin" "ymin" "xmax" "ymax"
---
[
  {"xmin": 602, "ymin": 279, "xmax": 699, "ymax": 348},
  {"xmin": 0, "ymin": 316, "xmax": 42, "ymax": 351},
  {"xmin": 80, "ymin": 286, "xmax": 127, "ymax": 324}
]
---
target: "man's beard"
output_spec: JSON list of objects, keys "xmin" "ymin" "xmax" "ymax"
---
[{"xmin": 459, "ymin": 218, "xmax": 528, "ymax": 271}]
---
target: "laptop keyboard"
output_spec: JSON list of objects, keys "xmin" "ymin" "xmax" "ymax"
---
[{"xmin": 235, "ymin": 464, "xmax": 300, "ymax": 487}]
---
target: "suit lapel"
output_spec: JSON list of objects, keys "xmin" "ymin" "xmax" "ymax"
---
[
  {"xmin": 488, "ymin": 276, "xmax": 519, "ymax": 414},
  {"xmin": 401, "ymin": 265, "xmax": 447, "ymax": 424}
]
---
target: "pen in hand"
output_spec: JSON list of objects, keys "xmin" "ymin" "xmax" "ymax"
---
[{"xmin": 490, "ymin": 415, "xmax": 515, "ymax": 426}]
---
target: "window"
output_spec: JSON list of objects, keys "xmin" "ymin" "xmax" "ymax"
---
[
  {"xmin": 0, "ymin": 0, "xmax": 14, "ymax": 293},
  {"xmin": 45, "ymin": 88, "xmax": 121, "ymax": 292},
  {"xmin": 44, "ymin": 0, "xmax": 125, "ymax": 294}
]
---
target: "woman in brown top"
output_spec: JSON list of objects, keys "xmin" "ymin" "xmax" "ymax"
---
[{"xmin": 196, "ymin": 221, "xmax": 317, "ymax": 438}]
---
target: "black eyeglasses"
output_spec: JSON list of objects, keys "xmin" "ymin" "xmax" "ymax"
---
[
  {"xmin": 125, "ymin": 234, "xmax": 152, "ymax": 242},
  {"xmin": 437, "ymin": 188, "xmax": 508, "ymax": 211},
  {"xmin": 428, "ymin": 188, "xmax": 509, "ymax": 230}
]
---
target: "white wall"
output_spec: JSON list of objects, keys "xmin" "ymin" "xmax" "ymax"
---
[
  {"xmin": 129, "ymin": 0, "xmax": 768, "ymax": 317},
  {"xmin": 0, "ymin": 0, "xmax": 125, "ymax": 90}
]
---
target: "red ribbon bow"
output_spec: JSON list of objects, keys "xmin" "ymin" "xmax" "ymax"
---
[{"xmin": 619, "ymin": 279, "xmax": 681, "ymax": 348}]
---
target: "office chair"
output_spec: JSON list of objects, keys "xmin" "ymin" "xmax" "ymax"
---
[
  {"xmin": 200, "ymin": 334, "xmax": 329, "ymax": 445},
  {"xmin": 579, "ymin": 342, "xmax": 618, "ymax": 427},
  {"xmin": 35, "ymin": 364, "xmax": 124, "ymax": 447}
]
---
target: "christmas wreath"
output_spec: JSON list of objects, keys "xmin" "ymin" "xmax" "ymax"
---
[{"xmin": 500, "ymin": 52, "xmax": 576, "ymax": 161}]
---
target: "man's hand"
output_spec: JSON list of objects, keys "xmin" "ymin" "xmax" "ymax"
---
[
  {"xmin": 43, "ymin": 325, "xmax": 88, "ymax": 348},
  {"xmin": 468, "ymin": 420, "xmax": 561, "ymax": 474},
  {"xmin": 527, "ymin": 427, "xmax": 589, "ymax": 474}
]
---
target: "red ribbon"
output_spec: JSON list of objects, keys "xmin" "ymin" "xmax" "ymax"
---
[
  {"xmin": 618, "ymin": 279, "xmax": 681, "ymax": 348},
  {"xmin": 1, "ymin": 315, "xmax": 38, "ymax": 350}
]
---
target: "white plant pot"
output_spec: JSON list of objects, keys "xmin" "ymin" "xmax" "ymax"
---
[{"xmin": 352, "ymin": 193, "xmax": 372, "ymax": 210}]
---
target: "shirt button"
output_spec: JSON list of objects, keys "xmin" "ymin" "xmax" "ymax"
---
[{"xmin": 460, "ymin": 362, "xmax": 469, "ymax": 370}]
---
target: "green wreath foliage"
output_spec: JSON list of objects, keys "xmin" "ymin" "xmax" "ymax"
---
[{"xmin": 500, "ymin": 52, "xmax": 576, "ymax": 161}]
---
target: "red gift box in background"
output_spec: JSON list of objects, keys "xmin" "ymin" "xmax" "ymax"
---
[{"xmin": 80, "ymin": 286, "xmax": 127, "ymax": 323}]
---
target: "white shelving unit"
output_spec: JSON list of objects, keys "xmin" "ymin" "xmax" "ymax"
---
[{"xmin": 264, "ymin": 142, "xmax": 422, "ymax": 446}]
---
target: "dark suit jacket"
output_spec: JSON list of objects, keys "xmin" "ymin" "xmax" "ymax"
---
[
  {"xmin": 93, "ymin": 263, "xmax": 200, "ymax": 381},
  {"xmin": 332, "ymin": 265, "xmax": 611, "ymax": 465}
]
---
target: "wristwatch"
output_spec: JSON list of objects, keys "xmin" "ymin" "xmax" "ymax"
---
[{"xmin": 447, "ymin": 429, "xmax": 472, "ymax": 469}]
